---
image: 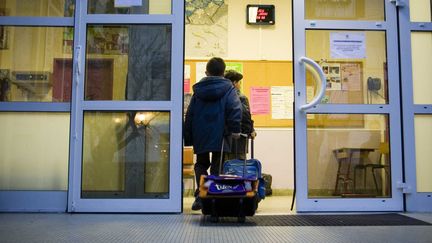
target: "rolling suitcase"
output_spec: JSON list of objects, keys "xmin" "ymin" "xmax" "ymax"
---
[{"xmin": 199, "ymin": 134, "xmax": 264, "ymax": 223}]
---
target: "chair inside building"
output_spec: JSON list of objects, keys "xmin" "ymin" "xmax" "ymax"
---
[
  {"xmin": 353, "ymin": 142, "xmax": 390, "ymax": 196},
  {"xmin": 183, "ymin": 147, "xmax": 195, "ymax": 195}
]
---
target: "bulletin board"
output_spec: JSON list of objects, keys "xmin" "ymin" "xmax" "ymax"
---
[
  {"xmin": 307, "ymin": 61, "xmax": 364, "ymax": 128},
  {"xmin": 184, "ymin": 60, "xmax": 293, "ymax": 128},
  {"xmin": 184, "ymin": 60, "xmax": 364, "ymax": 128}
]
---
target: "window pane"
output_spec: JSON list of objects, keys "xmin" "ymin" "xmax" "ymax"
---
[
  {"xmin": 0, "ymin": 112, "xmax": 70, "ymax": 190},
  {"xmin": 88, "ymin": 0, "xmax": 171, "ymax": 14},
  {"xmin": 307, "ymin": 114, "xmax": 391, "ymax": 198},
  {"xmin": 82, "ymin": 111, "xmax": 170, "ymax": 199},
  {"xmin": 411, "ymin": 32, "xmax": 432, "ymax": 104},
  {"xmin": 414, "ymin": 115, "xmax": 432, "ymax": 192},
  {"xmin": 306, "ymin": 30, "xmax": 388, "ymax": 104},
  {"xmin": 0, "ymin": 0, "xmax": 75, "ymax": 17},
  {"xmin": 84, "ymin": 25, "xmax": 171, "ymax": 101},
  {"xmin": 410, "ymin": 0, "xmax": 432, "ymax": 22},
  {"xmin": 305, "ymin": 0, "xmax": 384, "ymax": 21},
  {"xmin": 0, "ymin": 26, "xmax": 73, "ymax": 102}
]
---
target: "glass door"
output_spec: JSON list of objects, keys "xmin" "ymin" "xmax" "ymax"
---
[
  {"xmin": 68, "ymin": 0, "xmax": 184, "ymax": 212},
  {"xmin": 293, "ymin": 0, "xmax": 403, "ymax": 211},
  {"xmin": 0, "ymin": 0, "xmax": 75, "ymax": 212},
  {"xmin": 399, "ymin": 0, "xmax": 432, "ymax": 212}
]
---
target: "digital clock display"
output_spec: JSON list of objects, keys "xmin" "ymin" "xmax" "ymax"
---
[{"xmin": 247, "ymin": 5, "xmax": 275, "ymax": 25}]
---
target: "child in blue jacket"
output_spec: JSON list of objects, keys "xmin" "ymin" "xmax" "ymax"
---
[{"xmin": 184, "ymin": 57, "xmax": 242, "ymax": 210}]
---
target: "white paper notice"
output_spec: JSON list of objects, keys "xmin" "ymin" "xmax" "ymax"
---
[
  {"xmin": 271, "ymin": 86, "xmax": 293, "ymax": 119},
  {"xmin": 115, "ymin": 0, "xmax": 142, "ymax": 7},
  {"xmin": 184, "ymin": 65, "xmax": 190, "ymax": 80},
  {"xmin": 330, "ymin": 32, "xmax": 366, "ymax": 59},
  {"xmin": 195, "ymin": 62, "xmax": 207, "ymax": 82}
]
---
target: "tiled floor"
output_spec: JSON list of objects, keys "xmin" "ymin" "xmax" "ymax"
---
[
  {"xmin": 0, "ymin": 212, "xmax": 431, "ymax": 243},
  {"xmin": 1, "ymin": 196, "xmax": 431, "ymax": 243}
]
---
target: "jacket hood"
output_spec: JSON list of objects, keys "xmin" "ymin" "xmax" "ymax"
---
[{"xmin": 193, "ymin": 76, "xmax": 233, "ymax": 101}]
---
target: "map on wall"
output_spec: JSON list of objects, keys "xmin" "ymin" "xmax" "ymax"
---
[{"xmin": 185, "ymin": 0, "xmax": 228, "ymax": 58}]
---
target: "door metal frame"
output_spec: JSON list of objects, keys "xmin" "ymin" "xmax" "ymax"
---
[
  {"xmin": 398, "ymin": 0, "xmax": 432, "ymax": 212},
  {"xmin": 67, "ymin": 1, "xmax": 184, "ymax": 212},
  {"xmin": 293, "ymin": 0, "xmax": 404, "ymax": 211}
]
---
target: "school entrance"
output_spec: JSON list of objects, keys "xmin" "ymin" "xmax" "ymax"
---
[{"xmin": 0, "ymin": 1, "xmax": 431, "ymax": 213}]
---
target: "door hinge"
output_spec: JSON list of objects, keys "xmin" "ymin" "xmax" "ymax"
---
[
  {"xmin": 397, "ymin": 182, "xmax": 411, "ymax": 194},
  {"xmin": 389, "ymin": 0, "xmax": 405, "ymax": 7},
  {"xmin": 70, "ymin": 202, "xmax": 76, "ymax": 212}
]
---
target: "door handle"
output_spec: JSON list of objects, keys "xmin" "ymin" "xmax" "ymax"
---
[
  {"xmin": 389, "ymin": 0, "xmax": 404, "ymax": 7},
  {"xmin": 74, "ymin": 45, "xmax": 82, "ymax": 87},
  {"xmin": 75, "ymin": 45, "xmax": 82, "ymax": 76},
  {"xmin": 299, "ymin": 57, "xmax": 327, "ymax": 111}
]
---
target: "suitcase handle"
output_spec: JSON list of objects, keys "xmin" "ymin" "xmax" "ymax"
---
[
  {"xmin": 233, "ymin": 133, "xmax": 253, "ymax": 178},
  {"xmin": 240, "ymin": 133, "xmax": 254, "ymax": 159},
  {"xmin": 218, "ymin": 138, "xmax": 225, "ymax": 175},
  {"xmin": 240, "ymin": 133, "xmax": 248, "ymax": 178},
  {"xmin": 219, "ymin": 133, "xmax": 253, "ymax": 177},
  {"xmin": 251, "ymin": 137, "xmax": 254, "ymax": 159}
]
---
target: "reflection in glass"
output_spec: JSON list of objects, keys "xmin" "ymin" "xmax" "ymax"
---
[
  {"xmin": 411, "ymin": 32, "xmax": 432, "ymax": 104},
  {"xmin": 307, "ymin": 114, "xmax": 391, "ymax": 198},
  {"xmin": 0, "ymin": 27, "xmax": 73, "ymax": 102},
  {"xmin": 410, "ymin": 0, "xmax": 432, "ymax": 22},
  {"xmin": 306, "ymin": 30, "xmax": 388, "ymax": 104},
  {"xmin": 305, "ymin": 0, "xmax": 384, "ymax": 21},
  {"xmin": 85, "ymin": 25, "xmax": 171, "ymax": 101},
  {"xmin": 88, "ymin": 0, "xmax": 171, "ymax": 14},
  {"xmin": 414, "ymin": 115, "xmax": 432, "ymax": 192},
  {"xmin": 0, "ymin": 0, "xmax": 75, "ymax": 17},
  {"xmin": 82, "ymin": 111, "xmax": 170, "ymax": 199},
  {"xmin": 0, "ymin": 112, "xmax": 70, "ymax": 190}
]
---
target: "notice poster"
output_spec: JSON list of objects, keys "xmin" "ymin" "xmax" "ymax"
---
[
  {"xmin": 271, "ymin": 86, "xmax": 293, "ymax": 119},
  {"xmin": 225, "ymin": 62, "xmax": 243, "ymax": 74},
  {"xmin": 330, "ymin": 32, "xmax": 366, "ymax": 59},
  {"xmin": 327, "ymin": 63, "xmax": 341, "ymax": 90},
  {"xmin": 226, "ymin": 62, "xmax": 244, "ymax": 91},
  {"xmin": 195, "ymin": 62, "xmax": 207, "ymax": 82},
  {"xmin": 115, "ymin": 0, "xmax": 142, "ymax": 7},
  {"xmin": 341, "ymin": 63, "xmax": 361, "ymax": 91},
  {"xmin": 250, "ymin": 87, "xmax": 270, "ymax": 115},
  {"xmin": 184, "ymin": 65, "xmax": 191, "ymax": 93}
]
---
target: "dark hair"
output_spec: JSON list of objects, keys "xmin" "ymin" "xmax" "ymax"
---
[
  {"xmin": 206, "ymin": 57, "xmax": 226, "ymax": 76},
  {"xmin": 224, "ymin": 70, "xmax": 243, "ymax": 83}
]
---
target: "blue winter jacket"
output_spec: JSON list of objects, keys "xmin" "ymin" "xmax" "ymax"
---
[{"xmin": 184, "ymin": 76, "xmax": 242, "ymax": 154}]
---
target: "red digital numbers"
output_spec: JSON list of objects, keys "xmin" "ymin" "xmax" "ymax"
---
[{"xmin": 256, "ymin": 8, "xmax": 268, "ymax": 20}]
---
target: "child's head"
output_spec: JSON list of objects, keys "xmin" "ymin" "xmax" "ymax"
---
[
  {"xmin": 224, "ymin": 70, "xmax": 243, "ymax": 89},
  {"xmin": 206, "ymin": 57, "xmax": 226, "ymax": 77},
  {"xmin": 224, "ymin": 70, "xmax": 243, "ymax": 83}
]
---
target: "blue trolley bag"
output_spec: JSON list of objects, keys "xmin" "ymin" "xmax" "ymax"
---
[
  {"xmin": 199, "ymin": 134, "xmax": 261, "ymax": 223},
  {"xmin": 223, "ymin": 134, "xmax": 266, "ymax": 200}
]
